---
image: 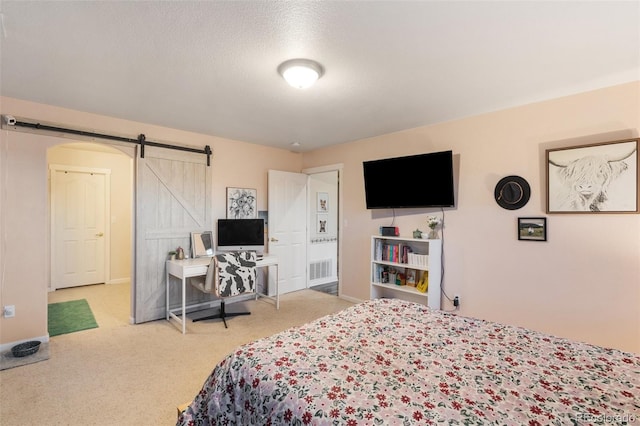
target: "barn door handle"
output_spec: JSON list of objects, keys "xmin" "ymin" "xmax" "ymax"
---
[
  {"xmin": 96, "ymin": 232, "xmax": 104, "ymax": 237},
  {"xmin": 270, "ymin": 237, "xmax": 279, "ymax": 242}
]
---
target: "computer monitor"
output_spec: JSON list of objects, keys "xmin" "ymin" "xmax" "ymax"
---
[{"xmin": 216, "ymin": 219, "xmax": 265, "ymax": 254}]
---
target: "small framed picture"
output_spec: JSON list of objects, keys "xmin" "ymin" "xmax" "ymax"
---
[
  {"xmin": 191, "ymin": 231, "xmax": 214, "ymax": 257},
  {"xmin": 405, "ymin": 269, "xmax": 417, "ymax": 287},
  {"xmin": 226, "ymin": 187, "xmax": 257, "ymax": 219},
  {"xmin": 316, "ymin": 213, "xmax": 328, "ymax": 233},
  {"xmin": 518, "ymin": 217, "xmax": 547, "ymax": 241},
  {"xmin": 317, "ymin": 192, "xmax": 329, "ymax": 212}
]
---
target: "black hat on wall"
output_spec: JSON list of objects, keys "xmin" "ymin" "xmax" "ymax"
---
[{"xmin": 494, "ymin": 175, "xmax": 530, "ymax": 210}]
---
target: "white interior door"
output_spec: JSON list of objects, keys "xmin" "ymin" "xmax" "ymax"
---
[
  {"xmin": 51, "ymin": 166, "xmax": 109, "ymax": 289},
  {"xmin": 268, "ymin": 170, "xmax": 307, "ymax": 294},
  {"xmin": 135, "ymin": 146, "xmax": 212, "ymax": 323}
]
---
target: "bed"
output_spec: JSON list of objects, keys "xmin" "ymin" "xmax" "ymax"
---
[{"xmin": 178, "ymin": 298, "xmax": 640, "ymax": 425}]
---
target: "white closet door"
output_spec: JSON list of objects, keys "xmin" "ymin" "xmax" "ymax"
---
[
  {"xmin": 51, "ymin": 167, "xmax": 109, "ymax": 289},
  {"xmin": 134, "ymin": 147, "xmax": 212, "ymax": 323}
]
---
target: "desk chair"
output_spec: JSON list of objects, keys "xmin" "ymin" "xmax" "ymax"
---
[{"xmin": 190, "ymin": 251, "xmax": 257, "ymax": 328}]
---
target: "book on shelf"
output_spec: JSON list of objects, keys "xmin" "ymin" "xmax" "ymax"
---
[
  {"xmin": 416, "ymin": 271, "xmax": 429, "ymax": 293},
  {"xmin": 376, "ymin": 241, "xmax": 415, "ymax": 264},
  {"xmin": 383, "ymin": 243, "xmax": 397, "ymax": 262},
  {"xmin": 373, "ymin": 264, "xmax": 381, "ymax": 283},
  {"xmin": 374, "ymin": 239, "xmax": 383, "ymax": 261}
]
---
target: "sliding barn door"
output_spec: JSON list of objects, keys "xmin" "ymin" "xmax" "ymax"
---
[{"xmin": 135, "ymin": 147, "xmax": 212, "ymax": 323}]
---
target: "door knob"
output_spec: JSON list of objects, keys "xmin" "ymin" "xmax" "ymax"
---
[
  {"xmin": 270, "ymin": 237, "xmax": 279, "ymax": 242},
  {"xmin": 96, "ymin": 232, "xmax": 104, "ymax": 237}
]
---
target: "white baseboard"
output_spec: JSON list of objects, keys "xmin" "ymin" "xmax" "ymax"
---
[
  {"xmin": 309, "ymin": 277, "xmax": 338, "ymax": 286},
  {"xmin": 0, "ymin": 335, "xmax": 49, "ymax": 353},
  {"xmin": 339, "ymin": 294, "xmax": 363, "ymax": 304},
  {"xmin": 47, "ymin": 277, "xmax": 130, "ymax": 291}
]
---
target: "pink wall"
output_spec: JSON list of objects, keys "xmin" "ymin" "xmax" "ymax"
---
[
  {"xmin": 303, "ymin": 82, "xmax": 640, "ymax": 353},
  {"xmin": 0, "ymin": 131, "xmax": 50, "ymax": 343}
]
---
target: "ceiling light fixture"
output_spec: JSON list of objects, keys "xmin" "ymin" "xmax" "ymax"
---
[{"xmin": 278, "ymin": 58, "xmax": 324, "ymax": 89}]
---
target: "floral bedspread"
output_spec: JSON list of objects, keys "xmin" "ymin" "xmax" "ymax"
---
[{"xmin": 178, "ymin": 299, "xmax": 640, "ymax": 425}]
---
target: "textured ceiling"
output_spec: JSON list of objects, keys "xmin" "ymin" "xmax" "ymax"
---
[{"xmin": 1, "ymin": 1, "xmax": 638, "ymax": 152}]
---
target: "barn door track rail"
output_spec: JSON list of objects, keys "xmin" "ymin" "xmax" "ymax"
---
[{"xmin": 2, "ymin": 115, "xmax": 212, "ymax": 166}]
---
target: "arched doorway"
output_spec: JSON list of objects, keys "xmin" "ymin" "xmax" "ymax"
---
[{"xmin": 47, "ymin": 142, "xmax": 134, "ymax": 325}]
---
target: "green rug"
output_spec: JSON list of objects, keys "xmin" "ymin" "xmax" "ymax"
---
[{"xmin": 48, "ymin": 299, "xmax": 98, "ymax": 337}]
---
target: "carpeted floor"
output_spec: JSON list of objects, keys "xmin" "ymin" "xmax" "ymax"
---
[{"xmin": 0, "ymin": 282, "xmax": 354, "ymax": 425}]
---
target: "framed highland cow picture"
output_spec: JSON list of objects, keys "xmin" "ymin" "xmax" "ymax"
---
[{"xmin": 546, "ymin": 138, "xmax": 638, "ymax": 214}]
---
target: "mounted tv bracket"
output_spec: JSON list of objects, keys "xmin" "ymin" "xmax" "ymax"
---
[{"xmin": 2, "ymin": 115, "xmax": 212, "ymax": 166}]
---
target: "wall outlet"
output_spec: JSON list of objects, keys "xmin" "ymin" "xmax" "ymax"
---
[
  {"xmin": 3, "ymin": 305, "xmax": 15, "ymax": 318},
  {"xmin": 453, "ymin": 295, "xmax": 460, "ymax": 308}
]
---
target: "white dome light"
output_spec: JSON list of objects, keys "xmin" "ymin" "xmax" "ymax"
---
[{"xmin": 278, "ymin": 59, "xmax": 324, "ymax": 89}]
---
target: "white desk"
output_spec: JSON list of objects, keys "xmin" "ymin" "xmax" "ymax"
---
[{"xmin": 166, "ymin": 255, "xmax": 279, "ymax": 334}]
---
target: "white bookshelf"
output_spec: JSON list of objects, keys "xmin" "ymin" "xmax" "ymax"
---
[{"xmin": 370, "ymin": 235, "xmax": 441, "ymax": 309}]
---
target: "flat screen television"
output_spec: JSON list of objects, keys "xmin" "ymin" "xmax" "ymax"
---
[
  {"xmin": 217, "ymin": 219, "xmax": 265, "ymax": 254},
  {"xmin": 363, "ymin": 150, "xmax": 455, "ymax": 209}
]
